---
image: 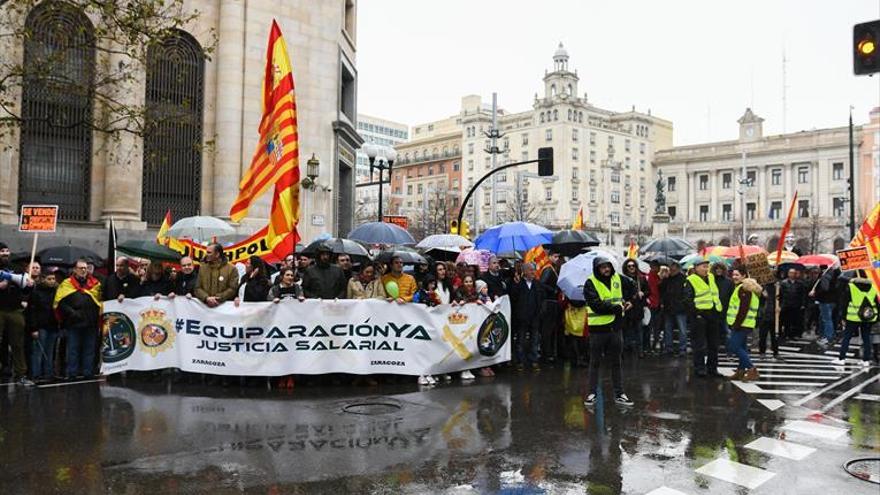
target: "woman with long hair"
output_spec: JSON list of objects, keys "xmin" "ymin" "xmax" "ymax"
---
[
  {"xmin": 433, "ymin": 261, "xmax": 453, "ymax": 304},
  {"xmin": 242, "ymin": 256, "xmax": 272, "ymax": 302},
  {"xmin": 269, "ymin": 267, "xmax": 304, "ymax": 302}
]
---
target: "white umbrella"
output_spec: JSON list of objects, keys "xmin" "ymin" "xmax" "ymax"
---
[
  {"xmin": 558, "ymin": 252, "xmax": 622, "ymax": 301},
  {"xmin": 416, "ymin": 234, "xmax": 474, "ymax": 252},
  {"xmin": 166, "ymin": 216, "xmax": 235, "ymax": 244}
]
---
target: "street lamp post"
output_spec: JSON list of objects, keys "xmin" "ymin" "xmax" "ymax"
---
[{"xmin": 363, "ymin": 144, "xmax": 397, "ymax": 223}]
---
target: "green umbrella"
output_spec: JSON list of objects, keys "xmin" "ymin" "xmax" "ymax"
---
[
  {"xmin": 679, "ymin": 253, "xmax": 725, "ymax": 269},
  {"xmin": 117, "ymin": 240, "xmax": 183, "ymax": 263}
]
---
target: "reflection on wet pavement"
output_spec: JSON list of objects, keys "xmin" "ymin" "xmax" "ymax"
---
[{"xmin": 0, "ymin": 358, "xmax": 878, "ymax": 494}]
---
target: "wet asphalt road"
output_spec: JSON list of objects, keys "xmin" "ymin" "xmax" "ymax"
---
[{"xmin": 1, "ymin": 351, "xmax": 878, "ymax": 495}]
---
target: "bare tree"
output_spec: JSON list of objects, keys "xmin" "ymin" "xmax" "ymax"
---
[
  {"xmin": 0, "ymin": 0, "xmax": 216, "ymax": 141},
  {"xmin": 499, "ymin": 186, "xmax": 541, "ymax": 224},
  {"xmin": 409, "ymin": 187, "xmax": 457, "ymax": 240}
]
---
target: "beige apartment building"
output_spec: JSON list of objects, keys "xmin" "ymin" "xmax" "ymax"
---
[
  {"xmin": 654, "ymin": 108, "xmax": 866, "ymax": 252},
  {"xmin": 0, "ymin": 0, "xmax": 361, "ymax": 251},
  {"xmin": 396, "ymin": 44, "xmax": 672, "ymax": 243},
  {"xmin": 858, "ymin": 107, "xmax": 880, "ymax": 217}
]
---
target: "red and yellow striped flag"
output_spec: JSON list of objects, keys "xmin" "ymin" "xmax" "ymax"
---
[
  {"xmin": 156, "ymin": 209, "xmax": 184, "ymax": 252},
  {"xmin": 229, "ymin": 20, "xmax": 300, "ymax": 252},
  {"xmin": 524, "ymin": 245, "xmax": 551, "ymax": 277},
  {"xmin": 851, "ymin": 202, "xmax": 880, "ymax": 297},
  {"xmin": 572, "ymin": 206, "xmax": 584, "ymax": 230},
  {"xmin": 627, "ymin": 239, "xmax": 638, "ymax": 260},
  {"xmin": 774, "ymin": 191, "xmax": 798, "ymax": 265}
]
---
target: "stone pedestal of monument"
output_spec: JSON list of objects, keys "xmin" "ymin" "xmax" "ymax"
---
[{"xmin": 651, "ymin": 212, "xmax": 670, "ymax": 238}]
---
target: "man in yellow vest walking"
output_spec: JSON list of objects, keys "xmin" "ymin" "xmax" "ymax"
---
[
  {"xmin": 725, "ymin": 268, "xmax": 762, "ymax": 381},
  {"xmin": 832, "ymin": 271, "xmax": 877, "ymax": 367},
  {"xmin": 684, "ymin": 258, "xmax": 724, "ymax": 378},
  {"xmin": 583, "ymin": 256, "xmax": 637, "ymax": 407}
]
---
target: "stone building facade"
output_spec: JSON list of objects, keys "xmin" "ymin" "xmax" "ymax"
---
[
  {"xmin": 394, "ymin": 44, "xmax": 672, "ymax": 244},
  {"xmin": 654, "ymin": 108, "xmax": 866, "ymax": 252},
  {"xmin": 0, "ymin": 0, "xmax": 361, "ymax": 251},
  {"xmin": 858, "ymin": 107, "xmax": 880, "ymax": 217}
]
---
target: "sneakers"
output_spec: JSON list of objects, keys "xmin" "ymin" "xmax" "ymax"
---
[
  {"xmin": 441, "ymin": 374, "xmax": 453, "ymax": 382},
  {"xmin": 861, "ymin": 360, "xmax": 873, "ymax": 368},
  {"xmin": 614, "ymin": 393, "xmax": 634, "ymax": 406},
  {"xmin": 460, "ymin": 370, "xmax": 475, "ymax": 381},
  {"xmin": 417, "ymin": 375, "xmax": 435, "ymax": 385},
  {"xmin": 583, "ymin": 393, "xmax": 597, "ymax": 406},
  {"xmin": 830, "ymin": 358, "xmax": 846, "ymax": 366},
  {"xmin": 16, "ymin": 377, "xmax": 35, "ymax": 387}
]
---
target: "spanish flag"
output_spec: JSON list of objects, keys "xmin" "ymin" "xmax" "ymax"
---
[
  {"xmin": 773, "ymin": 191, "xmax": 798, "ymax": 265},
  {"xmin": 572, "ymin": 206, "xmax": 584, "ymax": 230},
  {"xmin": 229, "ymin": 20, "xmax": 300, "ymax": 252},
  {"xmin": 53, "ymin": 274, "xmax": 102, "ymax": 321},
  {"xmin": 627, "ymin": 239, "xmax": 638, "ymax": 260}
]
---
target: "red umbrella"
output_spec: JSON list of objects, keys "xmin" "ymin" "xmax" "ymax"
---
[
  {"xmin": 719, "ymin": 245, "xmax": 767, "ymax": 258},
  {"xmin": 796, "ymin": 254, "xmax": 838, "ymax": 266}
]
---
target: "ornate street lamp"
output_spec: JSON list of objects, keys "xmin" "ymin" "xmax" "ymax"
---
[{"xmin": 364, "ymin": 144, "xmax": 396, "ymax": 222}]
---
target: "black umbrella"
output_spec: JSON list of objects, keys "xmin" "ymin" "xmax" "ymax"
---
[
  {"xmin": 545, "ymin": 229, "xmax": 601, "ymax": 257},
  {"xmin": 374, "ymin": 247, "xmax": 427, "ymax": 265},
  {"xmin": 641, "ymin": 237, "xmax": 694, "ymax": 258},
  {"xmin": 116, "ymin": 240, "xmax": 183, "ymax": 263},
  {"xmin": 37, "ymin": 245, "xmax": 102, "ymax": 267},
  {"xmin": 641, "ymin": 253, "xmax": 674, "ymax": 265},
  {"xmin": 347, "ymin": 222, "xmax": 415, "ymax": 245},
  {"xmin": 301, "ymin": 238, "xmax": 371, "ymax": 263}
]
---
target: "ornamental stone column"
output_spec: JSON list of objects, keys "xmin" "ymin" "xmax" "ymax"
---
[{"xmin": 211, "ymin": 0, "xmax": 246, "ymax": 219}]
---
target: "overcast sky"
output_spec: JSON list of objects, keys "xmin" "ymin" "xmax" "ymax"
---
[{"xmin": 357, "ymin": 0, "xmax": 880, "ymax": 146}]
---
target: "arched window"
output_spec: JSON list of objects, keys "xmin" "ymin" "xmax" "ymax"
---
[
  {"xmin": 568, "ymin": 84, "xmax": 573, "ymax": 96},
  {"xmin": 567, "ymin": 109, "xmax": 572, "ymax": 121},
  {"xmin": 553, "ymin": 109, "xmax": 558, "ymax": 121},
  {"xmin": 142, "ymin": 30, "xmax": 205, "ymax": 224},
  {"xmin": 540, "ymin": 112, "xmax": 545, "ymax": 123},
  {"xmin": 551, "ymin": 84, "xmax": 556, "ymax": 97},
  {"xmin": 19, "ymin": 2, "xmax": 95, "ymax": 221}
]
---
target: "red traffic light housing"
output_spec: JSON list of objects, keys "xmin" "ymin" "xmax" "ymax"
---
[{"xmin": 854, "ymin": 20, "xmax": 880, "ymax": 75}]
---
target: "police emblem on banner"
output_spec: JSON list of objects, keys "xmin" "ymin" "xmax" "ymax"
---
[
  {"xmin": 138, "ymin": 308, "xmax": 176, "ymax": 357},
  {"xmin": 477, "ymin": 312, "xmax": 509, "ymax": 357},
  {"xmin": 102, "ymin": 312, "xmax": 136, "ymax": 363}
]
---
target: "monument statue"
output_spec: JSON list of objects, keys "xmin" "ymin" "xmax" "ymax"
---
[{"xmin": 654, "ymin": 169, "xmax": 666, "ymax": 214}]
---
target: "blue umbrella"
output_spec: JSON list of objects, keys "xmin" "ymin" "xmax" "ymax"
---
[
  {"xmin": 347, "ymin": 222, "xmax": 415, "ymax": 245},
  {"xmin": 558, "ymin": 252, "xmax": 622, "ymax": 301},
  {"xmin": 474, "ymin": 222, "xmax": 553, "ymax": 255}
]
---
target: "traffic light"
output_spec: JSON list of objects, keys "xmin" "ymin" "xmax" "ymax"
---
[
  {"xmin": 450, "ymin": 219, "xmax": 459, "ymax": 235},
  {"xmin": 854, "ymin": 20, "xmax": 879, "ymax": 75},
  {"xmin": 538, "ymin": 147, "xmax": 554, "ymax": 176},
  {"xmin": 460, "ymin": 220, "xmax": 470, "ymax": 239}
]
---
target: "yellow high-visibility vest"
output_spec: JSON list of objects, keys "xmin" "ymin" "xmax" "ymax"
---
[
  {"xmin": 586, "ymin": 273, "xmax": 623, "ymax": 326},
  {"xmin": 846, "ymin": 282, "xmax": 879, "ymax": 323},
  {"xmin": 687, "ymin": 273, "xmax": 722, "ymax": 312},
  {"xmin": 726, "ymin": 285, "xmax": 759, "ymax": 329}
]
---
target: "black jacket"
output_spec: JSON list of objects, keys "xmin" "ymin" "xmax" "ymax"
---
[
  {"xmin": 25, "ymin": 285, "xmax": 58, "ymax": 331},
  {"xmin": 540, "ymin": 266, "xmax": 560, "ymax": 300},
  {"xmin": 583, "ymin": 258, "xmax": 637, "ymax": 332},
  {"xmin": 715, "ymin": 275, "xmax": 735, "ymax": 314},
  {"xmin": 813, "ymin": 268, "xmax": 841, "ymax": 304},
  {"xmin": 243, "ymin": 276, "xmax": 272, "ymax": 302},
  {"xmin": 140, "ymin": 277, "xmax": 173, "ymax": 297},
  {"xmin": 57, "ymin": 278, "xmax": 101, "ymax": 329},
  {"xmin": 759, "ymin": 283, "xmax": 777, "ymax": 323},
  {"xmin": 0, "ymin": 261, "xmax": 26, "ymax": 311},
  {"xmin": 660, "ymin": 272, "xmax": 688, "ymax": 314},
  {"xmin": 779, "ymin": 278, "xmax": 806, "ymax": 310},
  {"xmin": 301, "ymin": 262, "xmax": 348, "ymax": 299},
  {"xmin": 175, "ymin": 271, "xmax": 199, "ymax": 296},
  {"xmin": 509, "ymin": 278, "xmax": 545, "ymax": 323},
  {"xmin": 480, "ymin": 271, "xmax": 508, "ymax": 299},
  {"xmin": 103, "ymin": 273, "xmax": 141, "ymax": 301}
]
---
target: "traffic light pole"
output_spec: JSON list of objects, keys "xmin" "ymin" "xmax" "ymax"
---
[{"xmin": 455, "ymin": 156, "xmax": 551, "ymax": 234}]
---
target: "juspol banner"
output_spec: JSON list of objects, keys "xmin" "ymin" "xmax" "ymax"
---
[{"xmin": 101, "ymin": 296, "xmax": 512, "ymax": 376}]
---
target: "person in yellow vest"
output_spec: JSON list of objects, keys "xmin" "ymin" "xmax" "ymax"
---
[
  {"xmin": 583, "ymin": 256, "xmax": 637, "ymax": 407},
  {"xmin": 725, "ymin": 268, "xmax": 763, "ymax": 381},
  {"xmin": 832, "ymin": 271, "xmax": 877, "ymax": 367},
  {"xmin": 684, "ymin": 258, "xmax": 724, "ymax": 378}
]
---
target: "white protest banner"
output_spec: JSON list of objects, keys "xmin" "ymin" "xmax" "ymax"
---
[{"xmin": 101, "ymin": 296, "xmax": 511, "ymax": 376}]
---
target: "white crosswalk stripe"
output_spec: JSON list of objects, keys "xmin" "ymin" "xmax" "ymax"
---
[{"xmin": 695, "ymin": 458, "xmax": 776, "ymax": 490}]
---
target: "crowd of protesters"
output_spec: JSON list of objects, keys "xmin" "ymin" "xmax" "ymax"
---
[{"xmin": 1, "ymin": 238, "xmax": 877, "ymax": 402}]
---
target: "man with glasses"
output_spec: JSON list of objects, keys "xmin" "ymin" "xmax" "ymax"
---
[
  {"xmin": 54, "ymin": 258, "xmax": 102, "ymax": 380},
  {"xmin": 381, "ymin": 255, "xmax": 417, "ymax": 303}
]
